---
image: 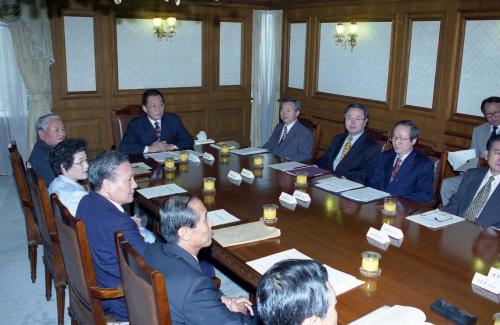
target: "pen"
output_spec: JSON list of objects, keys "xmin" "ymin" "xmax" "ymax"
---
[{"xmin": 434, "ymin": 216, "xmax": 453, "ymax": 222}]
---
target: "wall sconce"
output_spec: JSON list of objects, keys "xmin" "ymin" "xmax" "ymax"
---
[
  {"xmin": 153, "ymin": 16, "xmax": 177, "ymax": 40},
  {"xmin": 335, "ymin": 21, "xmax": 359, "ymax": 50}
]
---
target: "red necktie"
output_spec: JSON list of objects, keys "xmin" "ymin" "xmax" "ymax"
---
[{"xmin": 390, "ymin": 157, "xmax": 401, "ymax": 183}]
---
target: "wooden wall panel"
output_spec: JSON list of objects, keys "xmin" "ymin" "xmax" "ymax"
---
[
  {"xmin": 50, "ymin": 0, "xmax": 253, "ymax": 154},
  {"xmin": 280, "ymin": 0, "xmax": 500, "ymax": 155}
]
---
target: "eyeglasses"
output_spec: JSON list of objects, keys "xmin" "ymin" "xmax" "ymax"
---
[
  {"xmin": 485, "ymin": 111, "xmax": 500, "ymax": 119},
  {"xmin": 73, "ymin": 159, "xmax": 88, "ymax": 166},
  {"xmin": 391, "ymin": 136, "xmax": 411, "ymax": 142},
  {"xmin": 345, "ymin": 116, "xmax": 366, "ymax": 122}
]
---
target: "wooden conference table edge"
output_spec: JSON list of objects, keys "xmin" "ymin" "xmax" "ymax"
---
[{"xmin": 130, "ymin": 148, "xmax": 498, "ymax": 325}]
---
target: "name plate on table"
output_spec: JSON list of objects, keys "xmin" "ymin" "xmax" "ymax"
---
[
  {"xmin": 202, "ymin": 152, "xmax": 215, "ymax": 161},
  {"xmin": 366, "ymin": 227, "xmax": 390, "ymax": 244},
  {"xmin": 189, "ymin": 154, "xmax": 200, "ymax": 163},
  {"xmin": 380, "ymin": 223, "xmax": 404, "ymax": 240},
  {"xmin": 228, "ymin": 170, "xmax": 242, "ymax": 181},
  {"xmin": 488, "ymin": 267, "xmax": 500, "ymax": 281},
  {"xmin": 293, "ymin": 190, "xmax": 311, "ymax": 202},
  {"xmin": 279, "ymin": 192, "xmax": 297, "ymax": 205},
  {"xmin": 472, "ymin": 273, "xmax": 500, "ymax": 294},
  {"xmin": 241, "ymin": 168, "xmax": 255, "ymax": 179}
]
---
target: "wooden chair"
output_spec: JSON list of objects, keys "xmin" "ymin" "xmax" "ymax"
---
[
  {"xmin": 298, "ymin": 116, "xmax": 321, "ymax": 159},
  {"xmin": 111, "ymin": 105, "xmax": 143, "ymax": 149},
  {"xmin": 8, "ymin": 140, "xmax": 41, "ymax": 283},
  {"xmin": 51, "ymin": 195, "xmax": 124, "ymax": 325},
  {"xmin": 27, "ymin": 166, "xmax": 67, "ymax": 324},
  {"xmin": 365, "ymin": 127, "xmax": 389, "ymax": 151},
  {"xmin": 414, "ymin": 143, "xmax": 447, "ymax": 207},
  {"xmin": 115, "ymin": 231, "xmax": 172, "ymax": 325}
]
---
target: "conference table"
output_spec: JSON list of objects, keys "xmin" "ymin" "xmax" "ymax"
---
[{"xmin": 132, "ymin": 145, "xmax": 499, "ymax": 324}]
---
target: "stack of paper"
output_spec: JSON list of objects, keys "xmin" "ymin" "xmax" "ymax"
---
[
  {"xmin": 406, "ymin": 209, "xmax": 464, "ymax": 229},
  {"xmin": 447, "ymin": 149, "xmax": 478, "ymax": 172},
  {"xmin": 285, "ymin": 165, "xmax": 330, "ymax": 178},
  {"xmin": 210, "ymin": 142, "xmax": 236, "ymax": 150},
  {"xmin": 131, "ymin": 162, "xmax": 152, "ymax": 176},
  {"xmin": 136, "ymin": 183, "xmax": 187, "ymax": 199},
  {"xmin": 207, "ymin": 209, "xmax": 240, "ymax": 227},
  {"xmin": 231, "ymin": 147, "xmax": 269, "ymax": 156},
  {"xmin": 144, "ymin": 151, "xmax": 178, "ymax": 162},
  {"xmin": 269, "ymin": 161, "xmax": 306, "ymax": 171},
  {"xmin": 314, "ymin": 177, "xmax": 364, "ymax": 193},
  {"xmin": 349, "ymin": 305, "xmax": 429, "ymax": 325},
  {"xmin": 247, "ymin": 249, "xmax": 364, "ymax": 295},
  {"xmin": 213, "ymin": 221, "xmax": 280, "ymax": 247},
  {"xmin": 194, "ymin": 139, "xmax": 215, "ymax": 145},
  {"xmin": 340, "ymin": 187, "xmax": 390, "ymax": 203}
]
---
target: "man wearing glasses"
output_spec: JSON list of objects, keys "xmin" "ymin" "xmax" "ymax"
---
[
  {"xmin": 367, "ymin": 120, "xmax": 434, "ymax": 204},
  {"xmin": 119, "ymin": 89, "xmax": 194, "ymax": 154},
  {"xmin": 316, "ymin": 103, "xmax": 380, "ymax": 184},
  {"xmin": 440, "ymin": 96, "xmax": 500, "ymax": 205}
]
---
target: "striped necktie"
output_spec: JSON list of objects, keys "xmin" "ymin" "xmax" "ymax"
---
[
  {"xmin": 154, "ymin": 121, "xmax": 161, "ymax": 140},
  {"xmin": 463, "ymin": 176, "xmax": 495, "ymax": 222},
  {"xmin": 390, "ymin": 157, "xmax": 402, "ymax": 183},
  {"xmin": 340, "ymin": 136, "xmax": 352, "ymax": 160},
  {"xmin": 278, "ymin": 126, "xmax": 288, "ymax": 146}
]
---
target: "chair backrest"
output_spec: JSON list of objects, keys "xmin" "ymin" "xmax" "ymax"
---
[
  {"xmin": 111, "ymin": 105, "xmax": 143, "ymax": 149},
  {"xmin": 26, "ymin": 165, "xmax": 66, "ymax": 283},
  {"xmin": 51, "ymin": 194, "xmax": 107, "ymax": 325},
  {"xmin": 115, "ymin": 231, "xmax": 172, "ymax": 325},
  {"xmin": 298, "ymin": 116, "xmax": 321, "ymax": 159},
  {"xmin": 8, "ymin": 141, "xmax": 40, "ymax": 248},
  {"xmin": 365, "ymin": 127, "xmax": 389, "ymax": 151},
  {"xmin": 414, "ymin": 143, "xmax": 445, "ymax": 207}
]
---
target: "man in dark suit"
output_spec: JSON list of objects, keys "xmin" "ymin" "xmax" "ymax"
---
[
  {"xmin": 262, "ymin": 96, "xmax": 313, "ymax": 162},
  {"xmin": 29, "ymin": 114, "xmax": 66, "ymax": 185},
  {"xmin": 76, "ymin": 150, "xmax": 147, "ymax": 321},
  {"xmin": 367, "ymin": 120, "xmax": 434, "ymax": 204},
  {"xmin": 119, "ymin": 89, "xmax": 194, "ymax": 154},
  {"xmin": 443, "ymin": 135, "xmax": 500, "ymax": 227},
  {"xmin": 316, "ymin": 103, "xmax": 380, "ymax": 184},
  {"xmin": 257, "ymin": 259, "xmax": 337, "ymax": 325},
  {"xmin": 144, "ymin": 194, "xmax": 255, "ymax": 325}
]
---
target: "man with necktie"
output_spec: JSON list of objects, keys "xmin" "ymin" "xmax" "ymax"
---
[
  {"xmin": 262, "ymin": 96, "xmax": 313, "ymax": 162},
  {"xmin": 316, "ymin": 103, "xmax": 380, "ymax": 184},
  {"xmin": 119, "ymin": 89, "xmax": 194, "ymax": 154},
  {"xmin": 443, "ymin": 134, "xmax": 500, "ymax": 227},
  {"xmin": 367, "ymin": 120, "xmax": 434, "ymax": 204},
  {"xmin": 440, "ymin": 96, "xmax": 500, "ymax": 205}
]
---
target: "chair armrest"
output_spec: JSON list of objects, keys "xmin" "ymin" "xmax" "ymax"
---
[{"xmin": 89, "ymin": 286, "xmax": 124, "ymax": 300}]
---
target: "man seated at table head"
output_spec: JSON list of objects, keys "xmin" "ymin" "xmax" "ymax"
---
[
  {"xmin": 76, "ymin": 150, "xmax": 148, "ymax": 321},
  {"xmin": 440, "ymin": 96, "xmax": 500, "ymax": 205},
  {"xmin": 262, "ymin": 96, "xmax": 313, "ymax": 162},
  {"xmin": 119, "ymin": 89, "xmax": 194, "ymax": 155},
  {"xmin": 316, "ymin": 103, "xmax": 380, "ymax": 184},
  {"xmin": 443, "ymin": 134, "xmax": 500, "ymax": 227},
  {"xmin": 366, "ymin": 120, "xmax": 434, "ymax": 204},
  {"xmin": 143, "ymin": 194, "xmax": 255, "ymax": 325},
  {"xmin": 29, "ymin": 113, "xmax": 66, "ymax": 185},
  {"xmin": 257, "ymin": 259, "xmax": 337, "ymax": 325}
]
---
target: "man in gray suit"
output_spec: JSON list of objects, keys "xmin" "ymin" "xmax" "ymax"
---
[
  {"xmin": 262, "ymin": 96, "xmax": 313, "ymax": 162},
  {"xmin": 443, "ymin": 135, "xmax": 500, "ymax": 227},
  {"xmin": 440, "ymin": 96, "xmax": 500, "ymax": 205}
]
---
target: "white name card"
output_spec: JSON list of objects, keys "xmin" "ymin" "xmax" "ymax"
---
[
  {"xmin": 279, "ymin": 192, "xmax": 297, "ymax": 205},
  {"xmin": 366, "ymin": 227, "xmax": 390, "ymax": 244},
  {"xmin": 202, "ymin": 152, "xmax": 215, "ymax": 161},
  {"xmin": 227, "ymin": 170, "xmax": 242, "ymax": 181},
  {"xmin": 380, "ymin": 223, "xmax": 404, "ymax": 240},
  {"xmin": 472, "ymin": 273, "xmax": 500, "ymax": 294},
  {"xmin": 241, "ymin": 168, "xmax": 255, "ymax": 179},
  {"xmin": 487, "ymin": 267, "xmax": 500, "ymax": 283},
  {"xmin": 293, "ymin": 190, "xmax": 311, "ymax": 202},
  {"xmin": 189, "ymin": 154, "xmax": 200, "ymax": 163}
]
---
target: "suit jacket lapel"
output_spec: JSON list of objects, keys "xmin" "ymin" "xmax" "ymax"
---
[
  {"xmin": 279, "ymin": 123, "xmax": 296, "ymax": 147},
  {"xmin": 329, "ymin": 133, "xmax": 348, "ymax": 167},
  {"xmin": 336, "ymin": 133, "xmax": 365, "ymax": 170},
  {"xmin": 383, "ymin": 151, "xmax": 397, "ymax": 188},
  {"xmin": 141, "ymin": 114, "xmax": 157, "ymax": 140},
  {"xmin": 478, "ymin": 184, "xmax": 500, "ymax": 222}
]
